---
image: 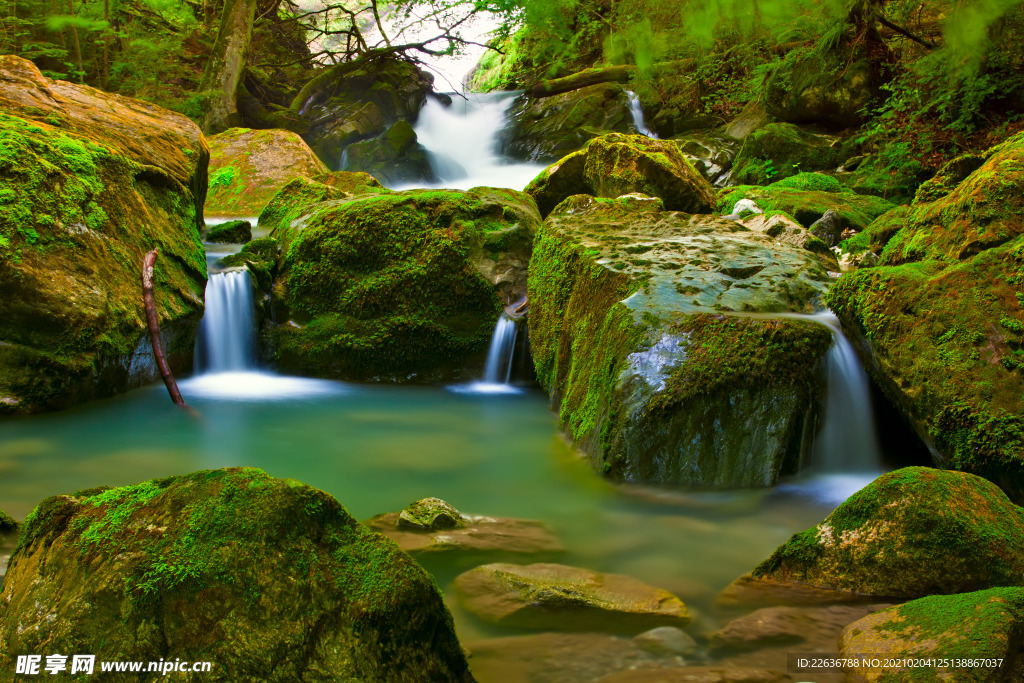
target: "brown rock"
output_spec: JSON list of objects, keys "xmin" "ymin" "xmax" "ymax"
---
[{"xmin": 454, "ymin": 562, "xmax": 691, "ymax": 634}]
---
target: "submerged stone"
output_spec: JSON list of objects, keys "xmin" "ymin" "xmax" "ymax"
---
[
  {"xmin": 263, "ymin": 186, "xmax": 540, "ymax": 382},
  {"xmin": 529, "ymin": 194, "xmax": 833, "ymax": 487},
  {"xmin": 0, "ymin": 468, "xmax": 474, "ymax": 681},
  {"xmin": 828, "ymin": 132, "xmax": 1024, "ymax": 500},
  {"xmin": 365, "ymin": 508, "xmax": 564, "ymax": 561},
  {"xmin": 709, "ymin": 604, "xmax": 890, "ymax": 656},
  {"xmin": 839, "ymin": 588, "xmax": 1024, "ymax": 682},
  {"xmin": 397, "ymin": 497, "xmax": 466, "ymax": 530},
  {"xmin": 0, "ymin": 55, "xmax": 206, "ymax": 414},
  {"xmin": 454, "ymin": 562, "xmax": 691, "ymax": 634},
  {"xmin": 752, "ymin": 467, "xmax": 1024, "ymax": 599},
  {"xmin": 205, "ymin": 127, "xmax": 328, "ymax": 216},
  {"xmin": 525, "ymin": 133, "xmax": 717, "ymax": 216}
]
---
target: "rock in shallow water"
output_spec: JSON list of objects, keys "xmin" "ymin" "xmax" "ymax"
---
[
  {"xmin": 397, "ymin": 497, "xmax": 466, "ymax": 530},
  {"xmin": 528, "ymin": 193, "xmax": 834, "ymax": 487},
  {"xmin": 453, "ymin": 562, "xmax": 691, "ymax": 634},
  {"xmin": 839, "ymin": 588, "xmax": 1024, "ymax": 682},
  {"xmin": 0, "ymin": 468, "xmax": 473, "ymax": 682},
  {"xmin": 752, "ymin": 467, "xmax": 1024, "ymax": 599}
]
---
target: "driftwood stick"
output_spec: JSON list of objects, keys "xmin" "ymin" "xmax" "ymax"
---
[
  {"xmin": 142, "ymin": 248, "xmax": 188, "ymax": 408},
  {"xmin": 514, "ymin": 298, "xmax": 529, "ymax": 315}
]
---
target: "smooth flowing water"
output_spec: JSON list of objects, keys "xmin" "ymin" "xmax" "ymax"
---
[
  {"xmin": 626, "ymin": 90, "xmax": 657, "ymax": 138},
  {"xmin": 396, "ymin": 92, "xmax": 546, "ymax": 191}
]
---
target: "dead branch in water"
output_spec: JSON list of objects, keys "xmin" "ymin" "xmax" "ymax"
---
[{"xmin": 142, "ymin": 248, "xmax": 189, "ymax": 409}]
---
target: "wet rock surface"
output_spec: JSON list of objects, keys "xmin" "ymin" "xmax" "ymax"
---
[{"xmin": 454, "ymin": 562, "xmax": 691, "ymax": 633}]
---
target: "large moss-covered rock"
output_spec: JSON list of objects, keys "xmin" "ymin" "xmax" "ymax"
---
[
  {"xmin": 0, "ymin": 511, "xmax": 15, "ymax": 533},
  {"xmin": 763, "ymin": 45, "xmax": 886, "ymax": 130},
  {"xmin": 0, "ymin": 55, "xmax": 207, "ymax": 414},
  {"xmin": 839, "ymin": 588, "xmax": 1024, "ymax": 682},
  {"xmin": 828, "ymin": 132, "xmax": 1024, "ymax": 500},
  {"xmin": 205, "ymin": 219, "xmax": 252, "ymax": 244},
  {"xmin": 719, "ymin": 174, "xmax": 896, "ymax": 234},
  {"xmin": 340, "ymin": 120, "xmax": 434, "ymax": 186},
  {"xmin": 217, "ymin": 237, "xmax": 280, "ymax": 293},
  {"xmin": 454, "ymin": 562, "xmax": 691, "ymax": 634},
  {"xmin": 205, "ymin": 127, "xmax": 328, "ymax": 216},
  {"xmin": 499, "ymin": 83, "xmax": 634, "ymax": 162},
  {"xmin": 730, "ymin": 124, "xmax": 845, "ymax": 186},
  {"xmin": 265, "ymin": 186, "xmax": 540, "ymax": 381},
  {"xmin": 291, "ymin": 54, "xmax": 433, "ymax": 168},
  {"xmin": 526, "ymin": 133, "xmax": 717, "ymax": 217},
  {"xmin": 529, "ymin": 194, "xmax": 833, "ymax": 486},
  {"xmin": 0, "ymin": 468, "xmax": 473, "ymax": 681},
  {"xmin": 753, "ymin": 467, "xmax": 1024, "ymax": 599}
]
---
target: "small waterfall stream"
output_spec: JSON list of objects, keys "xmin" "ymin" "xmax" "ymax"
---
[
  {"xmin": 482, "ymin": 315, "xmax": 518, "ymax": 384},
  {"xmin": 626, "ymin": 91, "xmax": 657, "ymax": 138},
  {"xmin": 397, "ymin": 92, "xmax": 546, "ymax": 191},
  {"xmin": 195, "ymin": 271, "xmax": 256, "ymax": 373}
]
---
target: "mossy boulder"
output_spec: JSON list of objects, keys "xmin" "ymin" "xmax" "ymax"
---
[
  {"xmin": 0, "ymin": 55, "xmax": 207, "ymax": 414},
  {"xmin": 397, "ymin": 497, "xmax": 466, "ymax": 531},
  {"xmin": 0, "ymin": 468, "xmax": 473, "ymax": 681},
  {"xmin": 292, "ymin": 54, "xmax": 433, "ymax": 168},
  {"xmin": 526, "ymin": 133, "xmax": 717, "ymax": 217},
  {"xmin": 529, "ymin": 194, "xmax": 833, "ymax": 486},
  {"xmin": 763, "ymin": 45, "xmax": 885, "ymax": 130},
  {"xmin": 453, "ymin": 562, "xmax": 691, "ymax": 634},
  {"xmin": 0, "ymin": 511, "xmax": 16, "ymax": 533},
  {"xmin": 217, "ymin": 237, "xmax": 280, "ymax": 293},
  {"xmin": 499, "ymin": 83, "xmax": 634, "ymax": 162},
  {"xmin": 753, "ymin": 467, "xmax": 1024, "ymax": 599},
  {"xmin": 718, "ymin": 174, "xmax": 896, "ymax": 238},
  {"xmin": 730, "ymin": 124, "xmax": 845, "ymax": 186},
  {"xmin": 340, "ymin": 120, "xmax": 434, "ymax": 186},
  {"xmin": 205, "ymin": 127, "xmax": 328, "ymax": 217},
  {"xmin": 827, "ymin": 132, "xmax": 1024, "ymax": 499},
  {"xmin": 839, "ymin": 588, "xmax": 1024, "ymax": 682},
  {"xmin": 264, "ymin": 186, "xmax": 540, "ymax": 381},
  {"xmin": 205, "ymin": 219, "xmax": 252, "ymax": 244}
]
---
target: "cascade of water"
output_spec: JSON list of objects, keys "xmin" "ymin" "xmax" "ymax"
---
[
  {"xmin": 400, "ymin": 92, "xmax": 546, "ymax": 191},
  {"xmin": 483, "ymin": 315, "xmax": 518, "ymax": 384},
  {"xmin": 626, "ymin": 91, "xmax": 657, "ymax": 138},
  {"xmin": 195, "ymin": 271, "xmax": 256, "ymax": 373},
  {"xmin": 807, "ymin": 311, "xmax": 882, "ymax": 472}
]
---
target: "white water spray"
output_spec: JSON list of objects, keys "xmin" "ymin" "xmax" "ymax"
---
[
  {"xmin": 483, "ymin": 315, "xmax": 518, "ymax": 384},
  {"xmin": 626, "ymin": 91, "xmax": 657, "ymax": 138},
  {"xmin": 397, "ymin": 92, "xmax": 546, "ymax": 191},
  {"xmin": 196, "ymin": 271, "xmax": 255, "ymax": 372}
]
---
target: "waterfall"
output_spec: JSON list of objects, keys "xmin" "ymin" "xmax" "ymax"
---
[
  {"xmin": 810, "ymin": 312, "xmax": 882, "ymax": 472},
  {"xmin": 195, "ymin": 271, "xmax": 256, "ymax": 373},
  {"xmin": 397, "ymin": 92, "xmax": 545, "ymax": 191},
  {"xmin": 626, "ymin": 91, "xmax": 657, "ymax": 138},
  {"xmin": 483, "ymin": 315, "xmax": 518, "ymax": 384}
]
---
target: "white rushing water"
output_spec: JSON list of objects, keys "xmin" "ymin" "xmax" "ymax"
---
[
  {"xmin": 450, "ymin": 314, "xmax": 522, "ymax": 395},
  {"xmin": 183, "ymin": 270, "xmax": 343, "ymax": 401},
  {"xmin": 776, "ymin": 310, "xmax": 884, "ymax": 505},
  {"xmin": 396, "ymin": 92, "xmax": 546, "ymax": 191},
  {"xmin": 626, "ymin": 90, "xmax": 657, "ymax": 138}
]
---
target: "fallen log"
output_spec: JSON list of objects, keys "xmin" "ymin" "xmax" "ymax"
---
[
  {"xmin": 528, "ymin": 65, "xmax": 635, "ymax": 98},
  {"xmin": 142, "ymin": 248, "xmax": 188, "ymax": 409}
]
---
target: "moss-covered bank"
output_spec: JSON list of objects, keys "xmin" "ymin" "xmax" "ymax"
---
[
  {"xmin": 0, "ymin": 468, "xmax": 474, "ymax": 681},
  {"xmin": 0, "ymin": 56, "xmax": 207, "ymax": 414}
]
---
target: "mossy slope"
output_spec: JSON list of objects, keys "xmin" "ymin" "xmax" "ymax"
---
[
  {"xmin": 529, "ymin": 194, "xmax": 833, "ymax": 486},
  {"xmin": 266, "ymin": 186, "xmax": 540, "ymax": 381},
  {"xmin": 0, "ymin": 56, "xmax": 207, "ymax": 414},
  {"xmin": 828, "ymin": 132, "xmax": 1024, "ymax": 500},
  {"xmin": 754, "ymin": 467, "xmax": 1024, "ymax": 598},
  {"xmin": 205, "ymin": 127, "xmax": 328, "ymax": 216},
  {"xmin": 0, "ymin": 468, "xmax": 474, "ymax": 682}
]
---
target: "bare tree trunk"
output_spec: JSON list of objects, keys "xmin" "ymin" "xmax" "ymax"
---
[
  {"xmin": 66, "ymin": 0, "xmax": 83, "ymax": 78},
  {"xmin": 142, "ymin": 249, "xmax": 189, "ymax": 409},
  {"xmin": 199, "ymin": 0, "xmax": 257, "ymax": 134}
]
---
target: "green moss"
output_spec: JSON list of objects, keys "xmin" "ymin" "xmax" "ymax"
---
[
  {"xmin": 718, "ymin": 183, "xmax": 895, "ymax": 231},
  {"xmin": 206, "ymin": 219, "xmax": 251, "ymax": 244},
  {"xmin": 0, "ymin": 510, "xmax": 17, "ymax": 533},
  {"xmin": 731, "ymin": 123, "xmax": 845, "ymax": 186},
  {"xmin": 773, "ymin": 172, "xmax": 842, "ymax": 193}
]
